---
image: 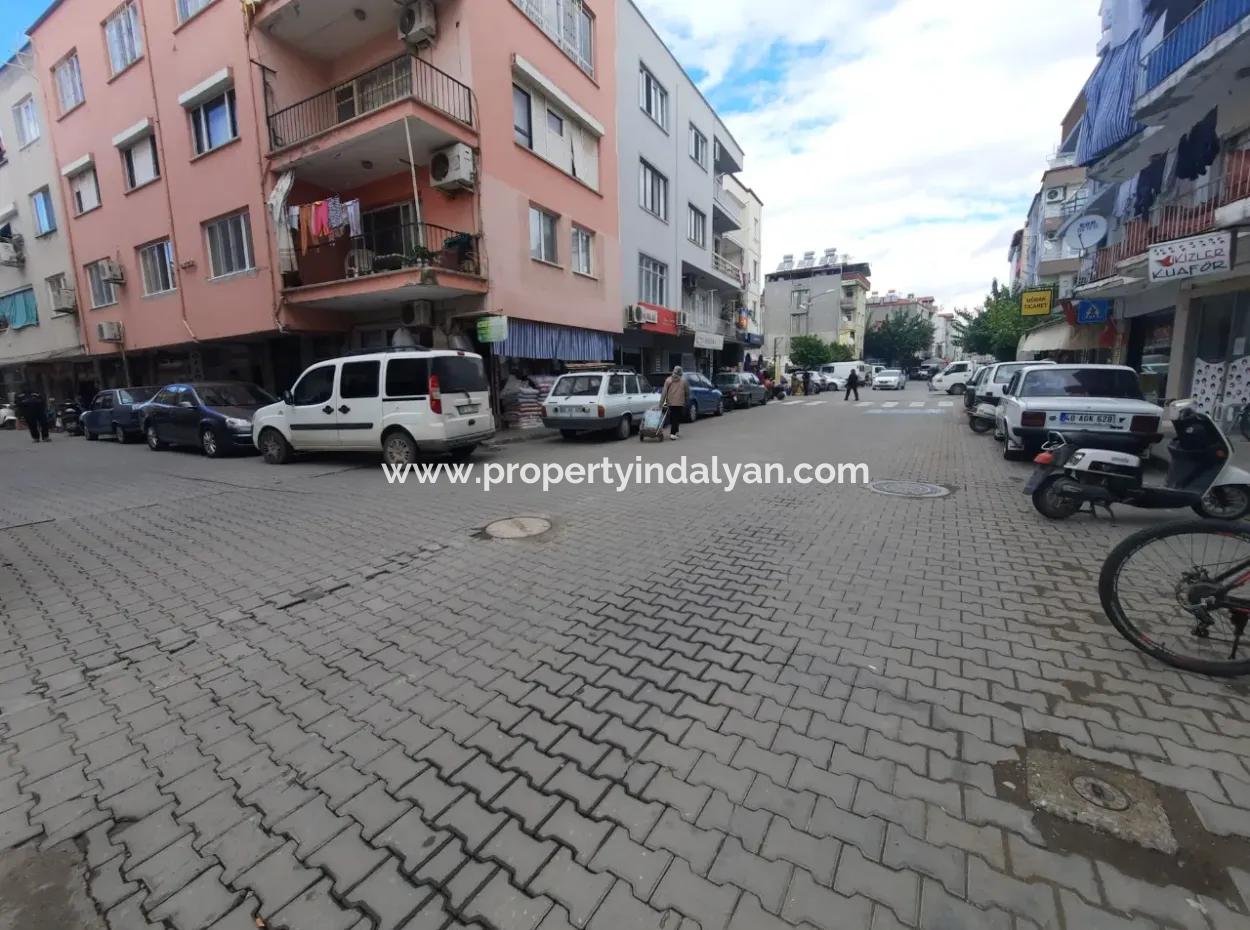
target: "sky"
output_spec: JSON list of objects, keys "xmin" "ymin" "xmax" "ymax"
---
[{"xmin": 1, "ymin": 0, "xmax": 1097, "ymax": 310}]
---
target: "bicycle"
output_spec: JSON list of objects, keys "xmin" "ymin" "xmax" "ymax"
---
[{"xmin": 1100, "ymin": 519, "xmax": 1250, "ymax": 676}]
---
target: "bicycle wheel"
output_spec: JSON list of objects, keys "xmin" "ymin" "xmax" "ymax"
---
[{"xmin": 1099, "ymin": 519, "xmax": 1250, "ymax": 676}]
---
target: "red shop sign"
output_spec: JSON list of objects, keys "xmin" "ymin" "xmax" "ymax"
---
[{"xmin": 638, "ymin": 302, "xmax": 678, "ymax": 336}]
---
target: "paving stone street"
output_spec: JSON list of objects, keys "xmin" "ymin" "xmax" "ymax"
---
[{"xmin": 2, "ymin": 383, "xmax": 1250, "ymax": 930}]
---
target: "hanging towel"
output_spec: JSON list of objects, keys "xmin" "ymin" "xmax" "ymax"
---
[
  {"xmin": 344, "ymin": 199, "xmax": 362, "ymax": 237},
  {"xmin": 327, "ymin": 196, "xmax": 345, "ymax": 231},
  {"xmin": 311, "ymin": 200, "xmax": 331, "ymax": 238},
  {"xmin": 288, "ymin": 206, "xmax": 299, "ymax": 230},
  {"xmin": 299, "ymin": 204, "xmax": 312, "ymax": 254}
]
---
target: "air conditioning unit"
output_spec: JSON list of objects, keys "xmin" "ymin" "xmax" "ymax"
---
[
  {"xmin": 0, "ymin": 237, "xmax": 24, "ymax": 267},
  {"xmin": 101, "ymin": 259, "xmax": 126, "ymax": 284},
  {"xmin": 626, "ymin": 305, "xmax": 643, "ymax": 325},
  {"xmin": 1045, "ymin": 187, "xmax": 1064, "ymax": 202},
  {"xmin": 97, "ymin": 320, "xmax": 124, "ymax": 343},
  {"xmin": 51, "ymin": 287, "xmax": 77, "ymax": 314},
  {"xmin": 677, "ymin": 311, "xmax": 693, "ymax": 331},
  {"xmin": 398, "ymin": 0, "xmax": 437, "ymax": 44},
  {"xmin": 430, "ymin": 142, "xmax": 475, "ymax": 191}
]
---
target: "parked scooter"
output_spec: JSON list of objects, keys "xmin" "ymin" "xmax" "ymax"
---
[
  {"xmin": 1026, "ymin": 402, "xmax": 1250, "ymax": 520},
  {"xmin": 967, "ymin": 401, "xmax": 996, "ymax": 434},
  {"xmin": 0, "ymin": 403, "xmax": 15, "ymax": 430},
  {"xmin": 56, "ymin": 400, "xmax": 83, "ymax": 435}
]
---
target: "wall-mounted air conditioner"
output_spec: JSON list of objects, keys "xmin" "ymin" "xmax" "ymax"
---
[
  {"xmin": 97, "ymin": 320, "xmax": 124, "ymax": 343},
  {"xmin": 1045, "ymin": 187, "xmax": 1064, "ymax": 203},
  {"xmin": 51, "ymin": 287, "xmax": 77, "ymax": 314},
  {"xmin": 677, "ymin": 311, "xmax": 693, "ymax": 331},
  {"xmin": 430, "ymin": 142, "xmax": 474, "ymax": 191},
  {"xmin": 399, "ymin": 0, "xmax": 437, "ymax": 44},
  {"xmin": 101, "ymin": 259, "xmax": 126, "ymax": 284},
  {"xmin": 0, "ymin": 236, "xmax": 24, "ymax": 267}
]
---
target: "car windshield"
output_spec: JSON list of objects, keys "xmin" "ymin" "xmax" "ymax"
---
[
  {"xmin": 553, "ymin": 375, "xmax": 602, "ymax": 397},
  {"xmin": 120, "ymin": 387, "xmax": 157, "ymax": 404},
  {"xmin": 993, "ymin": 365, "xmax": 1026, "ymax": 384},
  {"xmin": 713, "ymin": 374, "xmax": 739, "ymax": 386},
  {"xmin": 434, "ymin": 356, "xmax": 488, "ymax": 393},
  {"xmin": 881, "ymin": 370, "xmax": 901, "ymax": 377},
  {"xmin": 196, "ymin": 383, "xmax": 276, "ymax": 407},
  {"xmin": 1020, "ymin": 369, "xmax": 1144, "ymax": 400}
]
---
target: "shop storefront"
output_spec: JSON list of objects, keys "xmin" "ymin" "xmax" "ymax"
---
[
  {"xmin": 1125, "ymin": 308, "xmax": 1174, "ymax": 405},
  {"xmin": 617, "ymin": 303, "xmax": 693, "ymax": 379},
  {"xmin": 1187, "ymin": 289, "xmax": 1250, "ymax": 420}
]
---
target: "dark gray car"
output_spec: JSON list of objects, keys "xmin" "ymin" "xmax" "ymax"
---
[
  {"xmin": 81, "ymin": 387, "xmax": 159, "ymax": 443},
  {"xmin": 713, "ymin": 372, "xmax": 768, "ymax": 409}
]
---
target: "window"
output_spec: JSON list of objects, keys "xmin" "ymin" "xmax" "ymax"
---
[
  {"xmin": 512, "ymin": 85, "xmax": 532, "ymax": 148},
  {"xmin": 191, "ymin": 89, "xmax": 237, "ymax": 156},
  {"xmin": 608, "ymin": 375, "xmax": 625, "ymax": 395},
  {"xmin": 529, "ymin": 206, "xmax": 558, "ymax": 264},
  {"xmin": 53, "ymin": 54, "xmax": 85, "ymax": 114},
  {"xmin": 46, "ymin": 273, "xmax": 69, "ymax": 307},
  {"xmin": 292, "ymin": 366, "xmax": 334, "ymax": 405},
  {"xmin": 790, "ymin": 287, "xmax": 810, "ymax": 310},
  {"xmin": 31, "ymin": 189, "xmax": 56, "ymax": 235},
  {"xmin": 177, "ymin": 0, "xmax": 213, "ymax": 23},
  {"xmin": 639, "ymin": 160, "xmax": 667, "ymax": 220},
  {"xmin": 575, "ymin": 6, "xmax": 593, "ymax": 74},
  {"xmin": 86, "ymin": 260, "xmax": 117, "ymax": 308},
  {"xmin": 204, "ymin": 210, "xmax": 254, "ymax": 278},
  {"xmin": 752, "ymin": 260, "xmax": 759, "ymax": 284},
  {"xmin": 434, "ymin": 356, "xmax": 488, "ymax": 392},
  {"xmin": 69, "ymin": 168, "xmax": 100, "ymax": 215},
  {"xmin": 513, "ymin": 0, "xmax": 593, "ymax": 76},
  {"xmin": 571, "ymin": 226, "xmax": 592, "ymax": 275},
  {"xmin": 93, "ymin": 392, "xmax": 114, "ymax": 410},
  {"xmin": 138, "ymin": 239, "xmax": 175, "ymax": 295},
  {"xmin": 546, "ymin": 108, "xmax": 564, "ymax": 137},
  {"xmin": 13, "ymin": 96, "xmax": 39, "ymax": 146},
  {"xmin": 385, "ymin": 358, "xmax": 429, "ymax": 397},
  {"xmin": 122, "ymin": 136, "xmax": 160, "ymax": 189},
  {"xmin": 340, "ymin": 361, "xmax": 380, "ymax": 399},
  {"xmin": 104, "ymin": 2, "xmax": 143, "ymax": 76},
  {"xmin": 790, "ymin": 313, "xmax": 808, "ymax": 336},
  {"xmin": 639, "ymin": 254, "xmax": 667, "ymax": 306},
  {"xmin": 625, "ymin": 375, "xmax": 639, "ymax": 394},
  {"xmin": 639, "ymin": 67, "xmax": 667, "ymax": 129},
  {"xmin": 689, "ymin": 125, "xmax": 707, "ymax": 168},
  {"xmin": 687, "ymin": 205, "xmax": 706, "ymax": 248}
]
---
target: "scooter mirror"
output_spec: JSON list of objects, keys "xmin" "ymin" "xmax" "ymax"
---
[{"xmin": 1166, "ymin": 398, "xmax": 1195, "ymax": 421}]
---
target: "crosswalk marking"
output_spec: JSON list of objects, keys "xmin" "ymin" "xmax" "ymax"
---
[
  {"xmin": 855, "ymin": 402, "xmax": 873, "ymax": 407},
  {"xmin": 804, "ymin": 400, "xmax": 826, "ymax": 406},
  {"xmin": 938, "ymin": 401, "xmax": 954, "ymax": 408},
  {"xmin": 909, "ymin": 402, "xmax": 925, "ymax": 408},
  {"xmin": 882, "ymin": 402, "xmax": 899, "ymax": 408}
]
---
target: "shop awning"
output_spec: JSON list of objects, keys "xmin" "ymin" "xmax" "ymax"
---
[
  {"xmin": 1019, "ymin": 319, "xmax": 1105, "ymax": 354},
  {"xmin": 497, "ymin": 318, "xmax": 614, "ymax": 361}
]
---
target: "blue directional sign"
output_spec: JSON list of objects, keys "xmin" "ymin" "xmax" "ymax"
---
[{"xmin": 1076, "ymin": 299, "xmax": 1110, "ymax": 324}]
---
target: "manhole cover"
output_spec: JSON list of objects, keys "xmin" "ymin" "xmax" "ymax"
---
[
  {"xmin": 1071, "ymin": 775, "xmax": 1131, "ymax": 811},
  {"xmin": 867, "ymin": 480, "xmax": 950, "ymax": 499},
  {"xmin": 483, "ymin": 516, "xmax": 552, "ymax": 539}
]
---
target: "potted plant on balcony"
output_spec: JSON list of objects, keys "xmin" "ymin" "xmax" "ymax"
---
[
  {"xmin": 374, "ymin": 253, "xmax": 405, "ymax": 272},
  {"xmin": 404, "ymin": 246, "xmax": 441, "ymax": 268}
]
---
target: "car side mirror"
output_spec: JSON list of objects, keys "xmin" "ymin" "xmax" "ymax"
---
[{"xmin": 282, "ymin": 390, "xmax": 294, "ymax": 405}]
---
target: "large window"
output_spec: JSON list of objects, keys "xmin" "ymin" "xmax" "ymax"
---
[
  {"xmin": 639, "ymin": 67, "xmax": 667, "ymax": 129},
  {"xmin": 513, "ymin": 79, "xmax": 599, "ymax": 189},
  {"xmin": 790, "ymin": 313, "xmax": 808, "ymax": 336},
  {"xmin": 204, "ymin": 211, "xmax": 254, "ymax": 278},
  {"xmin": 512, "ymin": 85, "xmax": 532, "ymax": 148},
  {"xmin": 191, "ymin": 89, "xmax": 237, "ymax": 156},
  {"xmin": 790, "ymin": 287, "xmax": 810, "ymax": 310},
  {"xmin": 53, "ymin": 54, "xmax": 85, "ymax": 114},
  {"xmin": 177, "ymin": 0, "xmax": 214, "ymax": 23},
  {"xmin": 69, "ymin": 168, "xmax": 100, "ymax": 215},
  {"xmin": 13, "ymin": 96, "xmax": 39, "ymax": 147},
  {"xmin": 122, "ymin": 136, "xmax": 160, "ymax": 190},
  {"xmin": 31, "ymin": 189, "xmax": 56, "ymax": 235},
  {"xmin": 292, "ymin": 366, "xmax": 334, "ymax": 406},
  {"xmin": 104, "ymin": 2, "xmax": 144, "ymax": 76},
  {"xmin": 687, "ymin": 205, "xmax": 706, "ymax": 248},
  {"xmin": 138, "ymin": 239, "xmax": 175, "ymax": 295},
  {"xmin": 340, "ymin": 361, "xmax": 380, "ymax": 399},
  {"xmin": 639, "ymin": 254, "xmax": 667, "ymax": 306},
  {"xmin": 529, "ymin": 206, "xmax": 558, "ymax": 264},
  {"xmin": 689, "ymin": 125, "xmax": 707, "ymax": 168},
  {"xmin": 571, "ymin": 226, "xmax": 592, "ymax": 276},
  {"xmin": 639, "ymin": 160, "xmax": 667, "ymax": 221},
  {"xmin": 86, "ymin": 260, "xmax": 117, "ymax": 308},
  {"xmin": 512, "ymin": 0, "xmax": 593, "ymax": 77}
]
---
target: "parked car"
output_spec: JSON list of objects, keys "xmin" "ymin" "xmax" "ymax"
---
[
  {"xmin": 964, "ymin": 365, "xmax": 990, "ymax": 409},
  {"xmin": 930, "ymin": 360, "xmax": 975, "ymax": 394},
  {"xmin": 871, "ymin": 369, "xmax": 906, "ymax": 391},
  {"xmin": 0, "ymin": 401, "xmax": 15, "ymax": 429},
  {"xmin": 714, "ymin": 372, "xmax": 768, "ymax": 408},
  {"xmin": 81, "ymin": 387, "xmax": 160, "ymax": 442},
  {"xmin": 543, "ymin": 368, "xmax": 659, "ymax": 439},
  {"xmin": 819, "ymin": 361, "xmax": 870, "ymax": 387},
  {"xmin": 144, "ymin": 382, "xmax": 277, "ymax": 458},
  {"xmin": 682, "ymin": 371, "xmax": 724, "ymax": 420},
  {"xmin": 254, "ymin": 348, "xmax": 493, "ymax": 465},
  {"xmin": 974, "ymin": 360, "xmax": 1055, "ymax": 407},
  {"xmin": 997, "ymin": 364, "xmax": 1163, "ymax": 460}
]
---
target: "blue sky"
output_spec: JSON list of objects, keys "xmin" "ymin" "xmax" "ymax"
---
[{"xmin": 0, "ymin": 0, "xmax": 46, "ymax": 59}]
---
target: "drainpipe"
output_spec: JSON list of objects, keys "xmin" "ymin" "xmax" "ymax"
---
[
  {"xmin": 403, "ymin": 115, "xmax": 425, "ymax": 242},
  {"xmin": 245, "ymin": 30, "xmax": 289, "ymax": 339}
]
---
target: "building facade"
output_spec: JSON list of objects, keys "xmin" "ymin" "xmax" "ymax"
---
[
  {"xmin": 763, "ymin": 250, "xmax": 871, "ymax": 366},
  {"xmin": 0, "ymin": 46, "xmax": 82, "ymax": 401},
  {"xmin": 724, "ymin": 174, "xmax": 764, "ymax": 357},
  {"xmin": 615, "ymin": 0, "xmax": 747, "ymax": 379}
]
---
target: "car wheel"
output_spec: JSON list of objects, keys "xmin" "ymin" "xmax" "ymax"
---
[
  {"xmin": 687, "ymin": 403, "xmax": 698, "ymax": 423},
  {"xmin": 114, "ymin": 424, "xmax": 130, "ymax": 444},
  {"xmin": 85, "ymin": 429, "xmax": 98, "ymax": 441},
  {"xmin": 258, "ymin": 428, "xmax": 293, "ymax": 465},
  {"xmin": 382, "ymin": 430, "xmax": 418, "ymax": 466},
  {"xmin": 145, "ymin": 424, "xmax": 163, "ymax": 450},
  {"xmin": 615, "ymin": 415, "xmax": 631, "ymax": 440},
  {"xmin": 201, "ymin": 427, "xmax": 222, "ymax": 458},
  {"xmin": 714, "ymin": 398, "xmax": 724, "ymax": 417},
  {"xmin": 948, "ymin": 383, "xmax": 965, "ymax": 395}
]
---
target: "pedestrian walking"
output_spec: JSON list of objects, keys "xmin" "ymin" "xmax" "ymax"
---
[
  {"xmin": 803, "ymin": 372, "xmax": 812, "ymax": 396},
  {"xmin": 844, "ymin": 369, "xmax": 860, "ymax": 402},
  {"xmin": 15, "ymin": 384, "xmax": 49, "ymax": 442},
  {"xmin": 660, "ymin": 366, "xmax": 689, "ymax": 440}
]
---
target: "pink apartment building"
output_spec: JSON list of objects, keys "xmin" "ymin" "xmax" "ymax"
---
[{"xmin": 27, "ymin": 0, "xmax": 621, "ymax": 392}]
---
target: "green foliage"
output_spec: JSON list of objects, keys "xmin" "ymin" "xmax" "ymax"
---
[
  {"xmin": 864, "ymin": 311, "xmax": 935, "ymax": 366},
  {"xmin": 951, "ymin": 280, "xmax": 1033, "ymax": 361},
  {"xmin": 828, "ymin": 342, "xmax": 854, "ymax": 362},
  {"xmin": 789, "ymin": 335, "xmax": 835, "ymax": 369}
]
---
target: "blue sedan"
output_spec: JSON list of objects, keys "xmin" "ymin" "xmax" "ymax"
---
[
  {"xmin": 682, "ymin": 372, "xmax": 724, "ymax": 420},
  {"xmin": 81, "ymin": 387, "xmax": 159, "ymax": 443},
  {"xmin": 143, "ymin": 382, "xmax": 276, "ymax": 458}
]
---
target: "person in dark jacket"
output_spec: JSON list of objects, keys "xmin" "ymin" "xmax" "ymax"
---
[
  {"xmin": 15, "ymin": 384, "xmax": 49, "ymax": 442},
  {"xmin": 844, "ymin": 369, "xmax": 860, "ymax": 401}
]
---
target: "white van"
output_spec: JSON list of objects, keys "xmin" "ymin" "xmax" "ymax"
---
[
  {"xmin": 930, "ymin": 360, "xmax": 975, "ymax": 394},
  {"xmin": 252, "ymin": 347, "xmax": 494, "ymax": 465},
  {"xmin": 819, "ymin": 361, "xmax": 870, "ymax": 387}
]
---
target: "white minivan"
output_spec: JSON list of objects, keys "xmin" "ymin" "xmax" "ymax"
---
[
  {"xmin": 252, "ymin": 347, "xmax": 494, "ymax": 465},
  {"xmin": 930, "ymin": 360, "xmax": 975, "ymax": 394},
  {"xmin": 819, "ymin": 361, "xmax": 870, "ymax": 387}
]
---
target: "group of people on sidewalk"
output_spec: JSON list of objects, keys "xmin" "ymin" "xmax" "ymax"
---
[{"xmin": 11, "ymin": 385, "xmax": 51, "ymax": 442}]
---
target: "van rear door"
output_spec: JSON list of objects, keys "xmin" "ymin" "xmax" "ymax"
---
[{"xmin": 433, "ymin": 354, "xmax": 492, "ymax": 440}]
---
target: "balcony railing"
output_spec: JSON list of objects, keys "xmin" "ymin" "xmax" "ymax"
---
[
  {"xmin": 289, "ymin": 221, "xmax": 481, "ymax": 289},
  {"xmin": 511, "ymin": 0, "xmax": 594, "ymax": 78},
  {"xmin": 1141, "ymin": 0, "xmax": 1250, "ymax": 95},
  {"xmin": 713, "ymin": 182, "xmax": 743, "ymax": 224},
  {"xmin": 840, "ymin": 296, "xmax": 856, "ymax": 311},
  {"xmin": 269, "ymin": 55, "xmax": 475, "ymax": 151},
  {"xmin": 712, "ymin": 252, "xmax": 744, "ymax": 284},
  {"xmin": 1078, "ymin": 151, "xmax": 1250, "ymax": 284}
]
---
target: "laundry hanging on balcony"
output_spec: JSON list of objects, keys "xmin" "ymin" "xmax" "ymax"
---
[
  {"xmin": 293, "ymin": 196, "xmax": 362, "ymax": 254},
  {"xmin": 1175, "ymin": 107, "xmax": 1219, "ymax": 181},
  {"xmin": 268, "ymin": 170, "xmax": 296, "ymax": 274}
]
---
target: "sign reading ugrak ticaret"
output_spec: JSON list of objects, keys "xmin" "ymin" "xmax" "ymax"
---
[{"xmin": 1148, "ymin": 232, "xmax": 1234, "ymax": 283}]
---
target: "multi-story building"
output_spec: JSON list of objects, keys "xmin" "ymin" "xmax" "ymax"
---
[
  {"xmin": 865, "ymin": 290, "xmax": 936, "ymax": 329},
  {"xmin": 0, "ymin": 45, "xmax": 82, "ymax": 402},
  {"xmin": 615, "ymin": 0, "xmax": 747, "ymax": 378},
  {"xmin": 763, "ymin": 250, "xmax": 871, "ymax": 366},
  {"xmin": 724, "ymin": 174, "xmax": 764, "ymax": 359}
]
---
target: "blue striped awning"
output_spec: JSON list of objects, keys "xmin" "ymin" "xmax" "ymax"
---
[
  {"xmin": 498, "ymin": 318, "xmax": 615, "ymax": 362},
  {"xmin": 1077, "ymin": 30, "xmax": 1145, "ymax": 167},
  {"xmin": 0, "ymin": 288, "xmax": 38, "ymax": 329}
]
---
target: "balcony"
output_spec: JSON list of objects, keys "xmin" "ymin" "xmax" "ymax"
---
[
  {"xmin": 268, "ymin": 54, "xmax": 474, "ymax": 160},
  {"xmin": 712, "ymin": 181, "xmax": 743, "ymax": 232},
  {"xmin": 510, "ymin": 0, "xmax": 594, "ymax": 78},
  {"xmin": 1137, "ymin": 0, "xmax": 1250, "ymax": 120},
  {"xmin": 283, "ymin": 220, "xmax": 487, "ymax": 311},
  {"xmin": 840, "ymin": 296, "xmax": 856, "ymax": 311},
  {"xmin": 257, "ymin": 0, "xmax": 426, "ymax": 60},
  {"xmin": 712, "ymin": 252, "xmax": 745, "ymax": 287},
  {"xmin": 713, "ymin": 137, "xmax": 743, "ymax": 175}
]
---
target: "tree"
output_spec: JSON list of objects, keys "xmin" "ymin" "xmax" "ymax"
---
[
  {"xmin": 951, "ymin": 279, "xmax": 1034, "ymax": 361},
  {"xmin": 828, "ymin": 342, "xmax": 854, "ymax": 362},
  {"xmin": 789, "ymin": 335, "xmax": 835, "ymax": 369},
  {"xmin": 864, "ymin": 311, "xmax": 935, "ymax": 366}
]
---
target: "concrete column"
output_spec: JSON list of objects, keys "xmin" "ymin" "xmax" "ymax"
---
[{"xmin": 1169, "ymin": 293, "xmax": 1194, "ymax": 401}]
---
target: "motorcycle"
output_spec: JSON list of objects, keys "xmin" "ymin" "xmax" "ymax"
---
[
  {"xmin": 0, "ymin": 403, "xmax": 15, "ymax": 430},
  {"xmin": 1026, "ymin": 402, "xmax": 1250, "ymax": 521},
  {"xmin": 56, "ymin": 401, "xmax": 83, "ymax": 436},
  {"xmin": 967, "ymin": 401, "xmax": 996, "ymax": 434}
]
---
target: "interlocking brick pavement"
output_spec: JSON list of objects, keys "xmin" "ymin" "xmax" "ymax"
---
[{"xmin": 2, "ymin": 390, "xmax": 1250, "ymax": 929}]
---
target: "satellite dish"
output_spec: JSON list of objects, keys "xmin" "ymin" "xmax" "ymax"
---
[{"xmin": 1064, "ymin": 215, "xmax": 1108, "ymax": 252}]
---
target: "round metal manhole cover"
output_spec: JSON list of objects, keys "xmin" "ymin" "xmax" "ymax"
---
[
  {"xmin": 483, "ymin": 516, "xmax": 552, "ymax": 539},
  {"xmin": 1071, "ymin": 775, "xmax": 1132, "ymax": 812},
  {"xmin": 867, "ymin": 480, "xmax": 951, "ymax": 499}
]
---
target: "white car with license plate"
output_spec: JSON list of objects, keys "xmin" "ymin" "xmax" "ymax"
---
[
  {"xmin": 542, "ymin": 369, "xmax": 660, "ymax": 440},
  {"xmin": 871, "ymin": 369, "xmax": 906, "ymax": 390},
  {"xmin": 997, "ymin": 364, "xmax": 1163, "ymax": 460}
]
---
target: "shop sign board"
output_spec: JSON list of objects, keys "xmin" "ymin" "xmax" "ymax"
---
[
  {"xmin": 1021, "ymin": 288, "xmax": 1054, "ymax": 317},
  {"xmin": 476, "ymin": 316, "xmax": 508, "ymax": 343},
  {"xmin": 694, "ymin": 331, "xmax": 724, "ymax": 350},
  {"xmin": 1149, "ymin": 232, "xmax": 1233, "ymax": 283}
]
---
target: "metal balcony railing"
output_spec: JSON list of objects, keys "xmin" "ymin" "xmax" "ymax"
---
[
  {"xmin": 511, "ymin": 0, "xmax": 594, "ymax": 77},
  {"xmin": 290, "ymin": 220, "xmax": 481, "ymax": 288},
  {"xmin": 269, "ymin": 55, "xmax": 474, "ymax": 151},
  {"xmin": 1141, "ymin": 0, "xmax": 1250, "ymax": 94},
  {"xmin": 712, "ymin": 252, "xmax": 744, "ymax": 284}
]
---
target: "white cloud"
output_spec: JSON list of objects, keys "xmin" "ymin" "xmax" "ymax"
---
[{"xmin": 636, "ymin": 0, "xmax": 1099, "ymax": 308}]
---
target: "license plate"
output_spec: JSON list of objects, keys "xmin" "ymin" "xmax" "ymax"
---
[
  {"xmin": 1059, "ymin": 413, "xmax": 1118, "ymax": 426},
  {"xmin": 457, "ymin": 404, "xmax": 479, "ymax": 415},
  {"xmin": 1023, "ymin": 466, "xmax": 1051, "ymax": 494}
]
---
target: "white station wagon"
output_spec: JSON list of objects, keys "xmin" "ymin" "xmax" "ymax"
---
[
  {"xmin": 542, "ymin": 369, "xmax": 661, "ymax": 440},
  {"xmin": 997, "ymin": 364, "xmax": 1163, "ymax": 460}
]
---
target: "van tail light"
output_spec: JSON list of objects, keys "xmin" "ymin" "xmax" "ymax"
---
[
  {"xmin": 429, "ymin": 374, "xmax": 443, "ymax": 415},
  {"xmin": 597, "ymin": 405, "xmax": 606, "ymax": 418},
  {"xmin": 1021, "ymin": 411, "xmax": 1046, "ymax": 428},
  {"xmin": 1130, "ymin": 415, "xmax": 1159, "ymax": 434},
  {"xmin": 1034, "ymin": 451, "xmax": 1055, "ymax": 465}
]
